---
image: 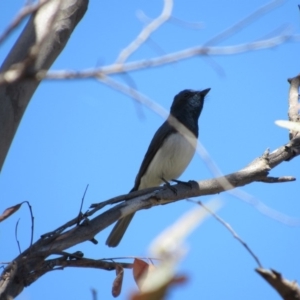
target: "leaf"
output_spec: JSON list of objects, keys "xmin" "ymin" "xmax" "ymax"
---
[
  {"xmin": 0, "ymin": 203, "xmax": 22, "ymax": 222},
  {"xmin": 112, "ymin": 264, "xmax": 124, "ymax": 298},
  {"xmin": 133, "ymin": 258, "xmax": 157, "ymax": 290}
]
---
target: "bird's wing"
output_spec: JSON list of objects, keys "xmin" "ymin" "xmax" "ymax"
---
[{"xmin": 131, "ymin": 120, "xmax": 176, "ymax": 191}]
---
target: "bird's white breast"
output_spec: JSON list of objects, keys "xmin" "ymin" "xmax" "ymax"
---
[{"xmin": 139, "ymin": 132, "xmax": 197, "ymax": 189}]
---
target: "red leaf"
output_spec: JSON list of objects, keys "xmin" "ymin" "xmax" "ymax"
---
[{"xmin": 133, "ymin": 258, "xmax": 150, "ymax": 285}]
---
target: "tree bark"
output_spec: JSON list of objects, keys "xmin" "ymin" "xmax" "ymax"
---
[{"xmin": 0, "ymin": 0, "xmax": 88, "ymax": 172}]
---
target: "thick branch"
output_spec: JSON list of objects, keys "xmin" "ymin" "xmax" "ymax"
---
[{"xmin": 0, "ymin": 0, "xmax": 88, "ymax": 172}]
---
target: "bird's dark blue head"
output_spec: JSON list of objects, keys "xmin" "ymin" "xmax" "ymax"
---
[{"xmin": 170, "ymin": 88, "xmax": 210, "ymax": 135}]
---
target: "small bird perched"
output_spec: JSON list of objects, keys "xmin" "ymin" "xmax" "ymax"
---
[{"xmin": 106, "ymin": 88, "xmax": 210, "ymax": 247}]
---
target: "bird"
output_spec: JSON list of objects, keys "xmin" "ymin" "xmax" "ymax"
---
[{"xmin": 106, "ymin": 88, "xmax": 210, "ymax": 247}]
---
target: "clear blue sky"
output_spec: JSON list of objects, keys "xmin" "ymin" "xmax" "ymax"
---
[{"xmin": 0, "ymin": 0, "xmax": 300, "ymax": 299}]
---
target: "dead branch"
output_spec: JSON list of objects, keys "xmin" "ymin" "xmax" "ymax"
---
[{"xmin": 191, "ymin": 200, "xmax": 263, "ymax": 268}]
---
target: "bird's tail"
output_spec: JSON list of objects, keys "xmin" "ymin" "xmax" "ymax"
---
[{"xmin": 106, "ymin": 213, "xmax": 135, "ymax": 247}]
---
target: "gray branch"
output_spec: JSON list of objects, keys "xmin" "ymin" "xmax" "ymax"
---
[{"xmin": 0, "ymin": 0, "xmax": 88, "ymax": 172}]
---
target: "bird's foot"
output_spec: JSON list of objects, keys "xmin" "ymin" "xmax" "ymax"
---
[
  {"xmin": 161, "ymin": 178, "xmax": 177, "ymax": 194},
  {"xmin": 171, "ymin": 179, "xmax": 195, "ymax": 189}
]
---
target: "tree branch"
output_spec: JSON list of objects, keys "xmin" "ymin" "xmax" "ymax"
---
[
  {"xmin": 30, "ymin": 34, "xmax": 296, "ymax": 82},
  {"xmin": 1, "ymin": 128, "xmax": 299, "ymax": 299},
  {"xmin": 256, "ymin": 268, "xmax": 300, "ymax": 300},
  {"xmin": 0, "ymin": 0, "xmax": 88, "ymax": 172}
]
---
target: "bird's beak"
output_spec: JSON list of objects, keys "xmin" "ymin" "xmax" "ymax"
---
[{"xmin": 200, "ymin": 88, "xmax": 211, "ymax": 97}]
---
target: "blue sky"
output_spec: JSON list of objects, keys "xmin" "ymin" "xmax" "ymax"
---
[{"xmin": 0, "ymin": 0, "xmax": 300, "ymax": 299}]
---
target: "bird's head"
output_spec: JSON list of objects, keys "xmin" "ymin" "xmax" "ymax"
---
[{"xmin": 170, "ymin": 88, "xmax": 210, "ymax": 120}]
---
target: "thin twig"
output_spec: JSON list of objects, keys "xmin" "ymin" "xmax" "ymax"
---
[
  {"xmin": 190, "ymin": 200, "xmax": 263, "ymax": 268},
  {"xmin": 33, "ymin": 33, "xmax": 297, "ymax": 83},
  {"xmin": 204, "ymin": 0, "xmax": 286, "ymax": 46},
  {"xmin": 115, "ymin": 0, "xmax": 173, "ymax": 64},
  {"xmin": 22, "ymin": 201, "xmax": 34, "ymax": 247},
  {"xmin": 137, "ymin": 10, "xmax": 204, "ymax": 30},
  {"xmin": 100, "ymin": 256, "xmax": 161, "ymax": 261},
  {"xmin": 91, "ymin": 289, "xmax": 97, "ymax": 300},
  {"xmin": 41, "ymin": 186, "xmax": 160, "ymax": 239},
  {"xmin": 77, "ymin": 184, "xmax": 89, "ymax": 225},
  {"xmin": 15, "ymin": 218, "xmax": 22, "ymax": 254}
]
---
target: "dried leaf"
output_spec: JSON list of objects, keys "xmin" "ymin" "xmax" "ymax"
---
[
  {"xmin": 112, "ymin": 264, "xmax": 124, "ymax": 298},
  {"xmin": 0, "ymin": 203, "xmax": 22, "ymax": 222},
  {"xmin": 133, "ymin": 258, "xmax": 157, "ymax": 290},
  {"xmin": 133, "ymin": 259, "xmax": 150, "ymax": 284}
]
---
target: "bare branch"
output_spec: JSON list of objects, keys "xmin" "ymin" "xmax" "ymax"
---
[
  {"xmin": 77, "ymin": 184, "xmax": 89, "ymax": 226},
  {"xmin": 256, "ymin": 268, "xmax": 300, "ymax": 300},
  {"xmin": 15, "ymin": 219, "xmax": 22, "ymax": 254},
  {"xmin": 190, "ymin": 200, "xmax": 263, "ymax": 268},
  {"xmin": 21, "ymin": 201, "xmax": 35, "ymax": 248},
  {"xmin": 0, "ymin": 0, "xmax": 88, "ymax": 172},
  {"xmin": 30, "ymin": 0, "xmax": 292, "ymax": 83},
  {"xmin": 115, "ymin": 0, "xmax": 173, "ymax": 64},
  {"xmin": 31, "ymin": 33, "xmax": 296, "ymax": 82},
  {"xmin": 204, "ymin": 0, "xmax": 287, "ymax": 46},
  {"xmin": 36, "ymin": 135, "xmax": 300, "ymax": 253}
]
